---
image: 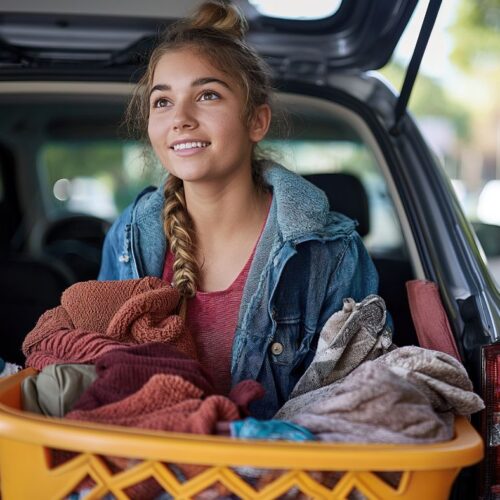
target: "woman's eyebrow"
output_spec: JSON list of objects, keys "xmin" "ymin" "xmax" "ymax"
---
[
  {"xmin": 192, "ymin": 77, "xmax": 231, "ymax": 90},
  {"xmin": 149, "ymin": 84, "xmax": 170, "ymax": 98},
  {"xmin": 149, "ymin": 77, "xmax": 231, "ymax": 99}
]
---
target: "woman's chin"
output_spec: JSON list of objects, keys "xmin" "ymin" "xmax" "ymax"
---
[{"xmin": 165, "ymin": 161, "xmax": 208, "ymax": 180}]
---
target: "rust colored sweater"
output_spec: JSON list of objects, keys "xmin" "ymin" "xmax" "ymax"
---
[{"xmin": 22, "ymin": 277, "xmax": 196, "ymax": 369}]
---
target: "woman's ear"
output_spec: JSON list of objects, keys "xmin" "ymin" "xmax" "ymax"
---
[{"xmin": 249, "ymin": 104, "xmax": 272, "ymax": 142}]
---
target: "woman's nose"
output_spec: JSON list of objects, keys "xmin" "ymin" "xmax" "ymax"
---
[{"xmin": 172, "ymin": 101, "xmax": 197, "ymax": 131}]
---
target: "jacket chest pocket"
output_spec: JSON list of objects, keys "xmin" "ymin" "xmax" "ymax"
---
[{"xmin": 269, "ymin": 314, "xmax": 315, "ymax": 367}]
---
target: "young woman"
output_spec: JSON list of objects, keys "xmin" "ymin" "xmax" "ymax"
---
[{"xmin": 99, "ymin": 0, "xmax": 380, "ymax": 419}]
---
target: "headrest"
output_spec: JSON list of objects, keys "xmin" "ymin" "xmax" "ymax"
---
[{"xmin": 303, "ymin": 173, "xmax": 370, "ymax": 237}]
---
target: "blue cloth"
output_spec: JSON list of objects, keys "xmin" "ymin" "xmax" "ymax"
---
[
  {"xmin": 0, "ymin": 358, "xmax": 5, "ymax": 374},
  {"xmin": 98, "ymin": 162, "xmax": 382, "ymax": 418},
  {"xmin": 231, "ymin": 418, "xmax": 316, "ymax": 441}
]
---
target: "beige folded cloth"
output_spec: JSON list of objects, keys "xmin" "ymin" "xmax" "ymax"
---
[{"xmin": 21, "ymin": 364, "xmax": 97, "ymax": 417}]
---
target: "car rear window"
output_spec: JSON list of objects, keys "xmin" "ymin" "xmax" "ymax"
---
[
  {"xmin": 38, "ymin": 140, "xmax": 164, "ymax": 221},
  {"xmin": 37, "ymin": 112, "xmax": 405, "ymax": 258}
]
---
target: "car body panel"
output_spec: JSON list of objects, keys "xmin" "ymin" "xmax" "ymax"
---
[{"xmin": 0, "ymin": 0, "xmax": 417, "ymax": 80}]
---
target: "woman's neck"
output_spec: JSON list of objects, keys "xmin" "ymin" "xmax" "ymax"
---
[
  {"xmin": 184, "ymin": 173, "xmax": 269, "ymax": 243},
  {"xmin": 182, "ymin": 171, "xmax": 270, "ymax": 287}
]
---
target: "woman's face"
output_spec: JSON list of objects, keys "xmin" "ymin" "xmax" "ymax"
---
[{"xmin": 148, "ymin": 48, "xmax": 268, "ymax": 186}]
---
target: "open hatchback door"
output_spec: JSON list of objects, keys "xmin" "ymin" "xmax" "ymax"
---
[{"xmin": 1, "ymin": 2, "xmax": 497, "ymax": 500}]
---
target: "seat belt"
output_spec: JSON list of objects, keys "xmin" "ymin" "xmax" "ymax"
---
[{"xmin": 406, "ymin": 279, "xmax": 462, "ymax": 361}]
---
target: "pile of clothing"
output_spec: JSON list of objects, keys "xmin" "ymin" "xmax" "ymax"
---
[
  {"xmin": 21, "ymin": 277, "xmax": 264, "ymax": 498},
  {"xmin": 273, "ymin": 295, "xmax": 484, "ymax": 444},
  {"xmin": 21, "ymin": 278, "xmax": 485, "ymax": 499}
]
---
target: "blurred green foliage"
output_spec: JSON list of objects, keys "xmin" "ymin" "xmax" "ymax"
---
[
  {"xmin": 450, "ymin": 0, "xmax": 500, "ymax": 71},
  {"xmin": 42, "ymin": 142, "xmax": 163, "ymax": 213},
  {"xmin": 43, "ymin": 142, "xmax": 123, "ymax": 180}
]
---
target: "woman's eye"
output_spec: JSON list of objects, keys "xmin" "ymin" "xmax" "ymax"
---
[
  {"xmin": 199, "ymin": 91, "xmax": 220, "ymax": 102},
  {"xmin": 152, "ymin": 97, "xmax": 171, "ymax": 109}
]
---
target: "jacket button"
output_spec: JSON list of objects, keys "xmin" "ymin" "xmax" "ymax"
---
[{"xmin": 271, "ymin": 342, "xmax": 284, "ymax": 356}]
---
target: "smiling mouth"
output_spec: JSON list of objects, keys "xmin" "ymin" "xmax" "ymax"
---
[{"xmin": 171, "ymin": 141, "xmax": 211, "ymax": 151}]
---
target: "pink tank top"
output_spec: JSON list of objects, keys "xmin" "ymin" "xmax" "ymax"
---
[{"xmin": 162, "ymin": 200, "xmax": 271, "ymax": 395}]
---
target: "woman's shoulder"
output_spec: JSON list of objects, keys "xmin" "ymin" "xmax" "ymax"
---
[
  {"xmin": 111, "ymin": 183, "xmax": 165, "ymax": 229},
  {"xmin": 131, "ymin": 183, "xmax": 165, "ymax": 222}
]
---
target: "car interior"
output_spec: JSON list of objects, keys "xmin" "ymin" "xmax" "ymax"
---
[{"xmin": 0, "ymin": 85, "xmax": 419, "ymax": 366}]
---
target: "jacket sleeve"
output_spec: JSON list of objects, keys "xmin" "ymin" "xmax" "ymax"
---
[{"xmin": 98, "ymin": 204, "xmax": 133, "ymax": 281}]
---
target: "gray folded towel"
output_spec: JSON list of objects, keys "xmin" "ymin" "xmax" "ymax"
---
[
  {"xmin": 277, "ymin": 361, "xmax": 455, "ymax": 443},
  {"xmin": 276, "ymin": 346, "xmax": 484, "ymax": 444}
]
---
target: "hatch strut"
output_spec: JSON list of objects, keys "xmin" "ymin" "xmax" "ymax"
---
[{"xmin": 390, "ymin": 0, "xmax": 442, "ymax": 136}]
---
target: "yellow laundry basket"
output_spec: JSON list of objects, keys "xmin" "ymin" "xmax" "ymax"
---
[{"xmin": 0, "ymin": 369, "xmax": 484, "ymax": 500}]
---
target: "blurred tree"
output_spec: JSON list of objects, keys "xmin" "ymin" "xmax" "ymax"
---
[
  {"xmin": 42, "ymin": 142, "xmax": 123, "ymax": 182},
  {"xmin": 449, "ymin": 0, "xmax": 500, "ymax": 184},
  {"xmin": 450, "ymin": 0, "xmax": 500, "ymax": 71}
]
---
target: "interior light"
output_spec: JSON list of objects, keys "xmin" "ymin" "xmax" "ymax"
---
[{"xmin": 248, "ymin": 0, "xmax": 342, "ymax": 20}]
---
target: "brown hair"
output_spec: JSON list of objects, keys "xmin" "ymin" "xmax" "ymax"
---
[{"xmin": 126, "ymin": 0, "xmax": 273, "ymax": 302}]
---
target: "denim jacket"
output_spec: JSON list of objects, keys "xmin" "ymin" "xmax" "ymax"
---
[{"xmin": 99, "ymin": 163, "xmax": 380, "ymax": 418}]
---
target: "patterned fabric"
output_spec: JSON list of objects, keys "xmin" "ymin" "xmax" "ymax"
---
[
  {"xmin": 290, "ymin": 295, "xmax": 394, "ymax": 397},
  {"xmin": 276, "ymin": 346, "xmax": 484, "ymax": 444},
  {"xmin": 277, "ymin": 361, "xmax": 455, "ymax": 443},
  {"xmin": 373, "ymin": 345, "xmax": 484, "ymax": 414}
]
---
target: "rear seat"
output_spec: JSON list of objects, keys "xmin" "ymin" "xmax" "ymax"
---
[
  {"xmin": 0, "ymin": 256, "xmax": 73, "ymax": 365},
  {"xmin": 0, "ymin": 145, "xmax": 73, "ymax": 365}
]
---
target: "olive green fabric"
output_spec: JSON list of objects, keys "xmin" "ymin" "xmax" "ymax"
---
[{"xmin": 22, "ymin": 364, "xmax": 97, "ymax": 417}]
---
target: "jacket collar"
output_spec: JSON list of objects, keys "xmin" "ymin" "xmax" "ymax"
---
[
  {"xmin": 263, "ymin": 162, "xmax": 330, "ymax": 241},
  {"xmin": 133, "ymin": 162, "xmax": 331, "ymax": 242},
  {"xmin": 130, "ymin": 162, "xmax": 333, "ymax": 277}
]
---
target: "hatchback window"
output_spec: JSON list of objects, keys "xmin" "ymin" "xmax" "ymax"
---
[
  {"xmin": 38, "ymin": 141, "xmax": 164, "ymax": 220},
  {"xmin": 37, "ymin": 115, "xmax": 405, "ymax": 258},
  {"xmin": 249, "ymin": 0, "xmax": 342, "ymax": 20}
]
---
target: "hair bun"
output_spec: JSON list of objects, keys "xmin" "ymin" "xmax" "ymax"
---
[{"xmin": 189, "ymin": 1, "xmax": 248, "ymax": 40}]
